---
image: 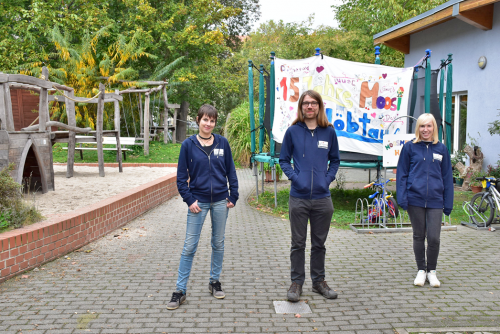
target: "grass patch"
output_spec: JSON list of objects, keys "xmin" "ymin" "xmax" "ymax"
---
[
  {"xmin": 0, "ymin": 164, "xmax": 44, "ymax": 233},
  {"xmin": 248, "ymin": 188, "xmax": 376, "ymax": 230},
  {"xmin": 248, "ymin": 187, "xmax": 475, "ymax": 229},
  {"xmin": 52, "ymin": 141, "xmax": 182, "ymax": 163}
]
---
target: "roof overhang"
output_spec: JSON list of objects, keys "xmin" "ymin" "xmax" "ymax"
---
[{"xmin": 373, "ymin": 0, "xmax": 499, "ymax": 54}]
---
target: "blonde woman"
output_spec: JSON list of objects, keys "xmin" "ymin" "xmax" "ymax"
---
[{"xmin": 396, "ymin": 113, "xmax": 453, "ymax": 287}]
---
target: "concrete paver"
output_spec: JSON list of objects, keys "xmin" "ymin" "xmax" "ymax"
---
[{"xmin": 1, "ymin": 169, "xmax": 499, "ymax": 333}]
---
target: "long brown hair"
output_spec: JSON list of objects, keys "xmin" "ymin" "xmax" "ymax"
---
[{"xmin": 291, "ymin": 90, "xmax": 332, "ymax": 128}]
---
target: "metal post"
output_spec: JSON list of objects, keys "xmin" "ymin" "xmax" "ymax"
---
[
  {"xmin": 270, "ymin": 52, "xmax": 276, "ymax": 157},
  {"xmin": 248, "ymin": 60, "xmax": 255, "ymax": 156},
  {"xmin": 272, "ymin": 164, "xmax": 277, "ymax": 208},
  {"xmin": 425, "ymin": 49, "xmax": 431, "ymax": 114},
  {"xmin": 258, "ymin": 65, "xmax": 265, "ymax": 153},
  {"xmin": 438, "ymin": 59, "xmax": 445, "ymax": 142},
  {"xmin": 254, "ymin": 162, "xmax": 259, "ymax": 200},
  {"xmin": 261, "ymin": 162, "xmax": 264, "ymax": 193},
  {"xmin": 375, "ymin": 46, "xmax": 381, "ymax": 65}
]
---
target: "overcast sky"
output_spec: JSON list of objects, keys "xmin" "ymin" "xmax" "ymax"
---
[{"xmin": 252, "ymin": 0, "xmax": 343, "ymax": 31}]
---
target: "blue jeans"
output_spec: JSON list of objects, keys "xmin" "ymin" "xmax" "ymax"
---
[{"xmin": 176, "ymin": 200, "xmax": 229, "ymax": 293}]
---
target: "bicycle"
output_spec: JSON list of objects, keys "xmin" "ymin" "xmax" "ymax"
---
[
  {"xmin": 362, "ymin": 178, "xmax": 399, "ymax": 224},
  {"xmin": 464, "ymin": 177, "xmax": 500, "ymax": 227}
]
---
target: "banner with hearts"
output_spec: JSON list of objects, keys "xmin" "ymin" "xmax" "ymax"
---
[{"xmin": 273, "ymin": 55, "xmax": 413, "ymax": 156}]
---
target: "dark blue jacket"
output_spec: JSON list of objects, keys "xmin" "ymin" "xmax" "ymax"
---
[
  {"xmin": 177, "ymin": 134, "xmax": 238, "ymax": 207},
  {"xmin": 396, "ymin": 140, "xmax": 453, "ymax": 214},
  {"xmin": 279, "ymin": 122, "xmax": 340, "ymax": 199}
]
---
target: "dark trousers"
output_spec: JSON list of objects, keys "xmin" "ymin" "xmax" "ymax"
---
[
  {"xmin": 407, "ymin": 205, "xmax": 442, "ymax": 272},
  {"xmin": 289, "ymin": 196, "xmax": 334, "ymax": 285}
]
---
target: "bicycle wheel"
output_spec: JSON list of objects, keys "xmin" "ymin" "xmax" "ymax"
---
[
  {"xmin": 387, "ymin": 197, "xmax": 399, "ymax": 218},
  {"xmin": 468, "ymin": 192, "xmax": 495, "ymax": 227}
]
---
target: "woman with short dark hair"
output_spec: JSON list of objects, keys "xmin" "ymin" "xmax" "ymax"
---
[{"xmin": 167, "ymin": 104, "xmax": 238, "ymax": 310}]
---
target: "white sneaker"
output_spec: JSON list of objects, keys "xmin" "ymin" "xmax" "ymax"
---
[
  {"xmin": 427, "ymin": 270, "xmax": 441, "ymax": 287},
  {"xmin": 414, "ymin": 270, "xmax": 426, "ymax": 286}
]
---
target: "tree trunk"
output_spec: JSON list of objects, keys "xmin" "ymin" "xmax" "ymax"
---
[{"xmin": 176, "ymin": 100, "xmax": 189, "ymax": 142}]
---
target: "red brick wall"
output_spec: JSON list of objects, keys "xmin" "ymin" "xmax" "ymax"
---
[{"xmin": 0, "ymin": 170, "xmax": 178, "ymax": 282}]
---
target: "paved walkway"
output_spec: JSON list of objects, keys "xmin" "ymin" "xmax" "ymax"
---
[{"xmin": 1, "ymin": 169, "xmax": 499, "ymax": 334}]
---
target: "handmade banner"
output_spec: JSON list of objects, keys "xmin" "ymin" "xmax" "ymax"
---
[
  {"xmin": 273, "ymin": 55, "xmax": 413, "ymax": 156},
  {"xmin": 382, "ymin": 134, "xmax": 415, "ymax": 167}
]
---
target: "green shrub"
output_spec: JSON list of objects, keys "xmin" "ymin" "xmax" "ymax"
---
[
  {"xmin": 225, "ymin": 101, "xmax": 262, "ymax": 166},
  {"xmin": 0, "ymin": 164, "xmax": 43, "ymax": 232}
]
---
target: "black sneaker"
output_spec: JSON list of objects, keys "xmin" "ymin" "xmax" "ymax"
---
[
  {"xmin": 209, "ymin": 281, "xmax": 225, "ymax": 299},
  {"xmin": 287, "ymin": 282, "xmax": 303, "ymax": 302},
  {"xmin": 166, "ymin": 290, "xmax": 186, "ymax": 310},
  {"xmin": 312, "ymin": 280, "xmax": 338, "ymax": 299}
]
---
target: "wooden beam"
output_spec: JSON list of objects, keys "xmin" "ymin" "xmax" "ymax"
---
[
  {"xmin": 456, "ymin": 3, "xmax": 494, "ymax": 30},
  {"xmin": 48, "ymin": 94, "xmax": 122, "ymax": 103},
  {"xmin": 144, "ymin": 93, "xmax": 150, "ymax": 156},
  {"xmin": 383, "ymin": 35, "xmax": 410, "ymax": 54},
  {"xmin": 162, "ymin": 85, "xmax": 170, "ymax": 144},
  {"xmin": 0, "ymin": 73, "xmax": 9, "ymax": 83},
  {"xmin": 96, "ymin": 83, "xmax": 105, "ymax": 177},
  {"xmin": 66, "ymin": 90, "xmax": 76, "ymax": 178},
  {"xmin": 3, "ymin": 84, "xmax": 15, "ymax": 131},
  {"xmin": 460, "ymin": 0, "xmax": 499, "ymax": 11}
]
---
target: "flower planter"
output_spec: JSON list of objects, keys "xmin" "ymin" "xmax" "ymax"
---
[
  {"xmin": 471, "ymin": 185, "xmax": 483, "ymax": 193},
  {"xmin": 265, "ymin": 170, "xmax": 280, "ymax": 182},
  {"xmin": 455, "ymin": 178, "xmax": 464, "ymax": 187}
]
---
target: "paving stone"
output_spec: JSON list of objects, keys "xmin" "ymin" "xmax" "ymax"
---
[{"xmin": 1, "ymin": 169, "xmax": 500, "ymax": 333}]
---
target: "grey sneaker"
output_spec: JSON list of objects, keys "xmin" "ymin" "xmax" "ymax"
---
[
  {"xmin": 312, "ymin": 280, "xmax": 338, "ymax": 299},
  {"xmin": 209, "ymin": 281, "xmax": 225, "ymax": 299},
  {"xmin": 166, "ymin": 290, "xmax": 186, "ymax": 310},
  {"xmin": 287, "ymin": 282, "xmax": 303, "ymax": 302}
]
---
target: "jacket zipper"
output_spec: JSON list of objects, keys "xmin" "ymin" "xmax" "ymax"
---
[
  {"xmin": 192, "ymin": 138, "xmax": 219, "ymax": 203},
  {"xmin": 425, "ymin": 144, "xmax": 429, "ymax": 208},
  {"xmin": 310, "ymin": 128, "xmax": 316, "ymax": 199}
]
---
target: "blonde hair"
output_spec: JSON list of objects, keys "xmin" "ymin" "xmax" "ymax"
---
[
  {"xmin": 413, "ymin": 113, "xmax": 439, "ymax": 144},
  {"xmin": 291, "ymin": 90, "xmax": 332, "ymax": 128}
]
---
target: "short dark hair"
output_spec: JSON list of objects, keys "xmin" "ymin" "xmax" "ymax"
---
[{"xmin": 196, "ymin": 104, "xmax": 218, "ymax": 124}]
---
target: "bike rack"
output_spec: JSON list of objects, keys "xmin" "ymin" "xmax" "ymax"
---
[{"xmin": 461, "ymin": 201, "xmax": 490, "ymax": 230}]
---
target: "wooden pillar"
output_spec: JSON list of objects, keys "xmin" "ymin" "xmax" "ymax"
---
[
  {"xmin": 114, "ymin": 89, "xmax": 120, "ymax": 132},
  {"xmin": 38, "ymin": 67, "xmax": 49, "ymax": 132},
  {"xmin": 0, "ymin": 84, "xmax": 14, "ymax": 131},
  {"xmin": 0, "ymin": 84, "xmax": 7, "ymax": 131},
  {"xmin": 66, "ymin": 90, "xmax": 76, "ymax": 178},
  {"xmin": 144, "ymin": 92, "xmax": 150, "ymax": 156},
  {"xmin": 172, "ymin": 108, "xmax": 178, "ymax": 144},
  {"xmin": 162, "ymin": 85, "xmax": 169, "ymax": 144},
  {"xmin": 96, "ymin": 83, "xmax": 105, "ymax": 177},
  {"xmin": 138, "ymin": 92, "xmax": 143, "ymax": 134}
]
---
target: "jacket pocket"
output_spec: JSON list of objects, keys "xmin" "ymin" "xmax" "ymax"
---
[
  {"xmin": 312, "ymin": 170, "xmax": 329, "ymax": 195},
  {"xmin": 292, "ymin": 170, "xmax": 311, "ymax": 193}
]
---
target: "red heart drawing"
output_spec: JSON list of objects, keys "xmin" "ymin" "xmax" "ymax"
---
[
  {"xmin": 316, "ymin": 66, "xmax": 324, "ymax": 73},
  {"xmin": 370, "ymin": 113, "xmax": 376, "ymax": 118},
  {"xmin": 382, "ymin": 73, "xmax": 387, "ymax": 79}
]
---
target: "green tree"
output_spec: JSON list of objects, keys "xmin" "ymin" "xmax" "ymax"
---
[{"xmin": 332, "ymin": 0, "xmax": 448, "ymax": 66}]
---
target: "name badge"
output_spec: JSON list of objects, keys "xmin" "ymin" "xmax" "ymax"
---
[
  {"xmin": 214, "ymin": 149, "xmax": 224, "ymax": 156},
  {"xmin": 318, "ymin": 141, "xmax": 328, "ymax": 149},
  {"xmin": 433, "ymin": 153, "xmax": 443, "ymax": 161}
]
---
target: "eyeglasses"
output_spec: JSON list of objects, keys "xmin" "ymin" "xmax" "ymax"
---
[{"xmin": 301, "ymin": 101, "xmax": 319, "ymax": 107}]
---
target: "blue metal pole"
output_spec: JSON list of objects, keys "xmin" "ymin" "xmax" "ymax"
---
[
  {"xmin": 270, "ymin": 51, "xmax": 276, "ymax": 158},
  {"xmin": 258, "ymin": 64, "xmax": 265, "ymax": 153},
  {"xmin": 375, "ymin": 46, "xmax": 381, "ymax": 65},
  {"xmin": 248, "ymin": 60, "xmax": 255, "ymax": 157}
]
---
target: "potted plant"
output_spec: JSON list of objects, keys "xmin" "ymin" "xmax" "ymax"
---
[
  {"xmin": 469, "ymin": 170, "xmax": 487, "ymax": 193},
  {"xmin": 263, "ymin": 163, "xmax": 282, "ymax": 182},
  {"xmin": 453, "ymin": 169, "xmax": 464, "ymax": 187}
]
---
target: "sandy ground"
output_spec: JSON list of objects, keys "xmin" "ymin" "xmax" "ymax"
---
[{"xmin": 35, "ymin": 165, "xmax": 176, "ymax": 218}]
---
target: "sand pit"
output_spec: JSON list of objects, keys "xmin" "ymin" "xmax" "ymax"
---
[{"xmin": 35, "ymin": 165, "xmax": 177, "ymax": 218}]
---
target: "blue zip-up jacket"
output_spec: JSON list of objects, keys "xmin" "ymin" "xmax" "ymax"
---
[
  {"xmin": 177, "ymin": 134, "xmax": 239, "ymax": 207},
  {"xmin": 279, "ymin": 122, "xmax": 340, "ymax": 199},
  {"xmin": 396, "ymin": 140, "xmax": 453, "ymax": 215}
]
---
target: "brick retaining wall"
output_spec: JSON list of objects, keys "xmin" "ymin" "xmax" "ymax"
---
[{"xmin": 0, "ymin": 166, "xmax": 178, "ymax": 282}]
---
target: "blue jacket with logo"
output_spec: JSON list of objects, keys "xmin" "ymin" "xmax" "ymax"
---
[
  {"xmin": 396, "ymin": 140, "xmax": 453, "ymax": 214},
  {"xmin": 177, "ymin": 134, "xmax": 239, "ymax": 207},
  {"xmin": 279, "ymin": 122, "xmax": 340, "ymax": 199}
]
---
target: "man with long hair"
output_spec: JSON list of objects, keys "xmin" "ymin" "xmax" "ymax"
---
[{"xmin": 279, "ymin": 90, "xmax": 340, "ymax": 302}]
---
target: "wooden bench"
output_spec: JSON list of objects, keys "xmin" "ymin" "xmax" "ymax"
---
[{"xmin": 64, "ymin": 137, "xmax": 138, "ymax": 160}]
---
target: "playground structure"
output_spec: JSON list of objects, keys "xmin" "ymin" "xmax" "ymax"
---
[{"xmin": 0, "ymin": 67, "xmax": 180, "ymax": 193}]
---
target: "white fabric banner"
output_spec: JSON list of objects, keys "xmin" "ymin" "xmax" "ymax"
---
[{"xmin": 273, "ymin": 55, "xmax": 413, "ymax": 156}]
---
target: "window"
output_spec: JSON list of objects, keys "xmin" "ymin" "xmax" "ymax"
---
[{"xmin": 444, "ymin": 93, "xmax": 467, "ymax": 152}]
